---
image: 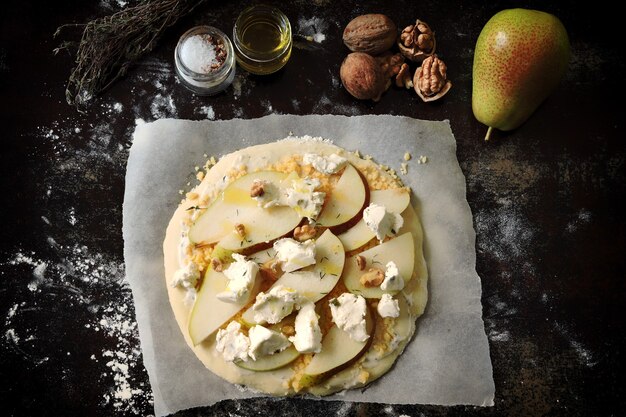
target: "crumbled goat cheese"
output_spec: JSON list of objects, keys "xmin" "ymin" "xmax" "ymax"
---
[
  {"xmin": 248, "ymin": 325, "xmax": 291, "ymax": 360},
  {"xmin": 171, "ymin": 262, "xmax": 200, "ymax": 289},
  {"xmin": 251, "ymin": 179, "xmax": 282, "ymax": 208},
  {"xmin": 273, "ymin": 238, "xmax": 316, "ymax": 272},
  {"xmin": 302, "ymin": 153, "xmax": 347, "ymax": 174},
  {"xmin": 252, "ymin": 285, "xmax": 301, "ymax": 324},
  {"xmin": 178, "ymin": 235, "xmax": 193, "ymax": 265},
  {"xmin": 377, "ymin": 293, "xmax": 400, "ymax": 318},
  {"xmin": 289, "ymin": 301, "xmax": 322, "ymax": 353},
  {"xmin": 329, "ymin": 293, "xmax": 369, "ymax": 342},
  {"xmin": 284, "ymin": 177, "xmax": 325, "ymax": 220},
  {"xmin": 380, "ymin": 261, "xmax": 404, "ymax": 291},
  {"xmin": 216, "ymin": 254, "xmax": 259, "ymax": 303},
  {"xmin": 215, "ymin": 321, "xmax": 250, "ymax": 362},
  {"xmin": 363, "ymin": 203, "xmax": 404, "ymax": 243}
]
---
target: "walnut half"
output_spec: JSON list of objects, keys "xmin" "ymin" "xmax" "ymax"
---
[{"xmin": 414, "ymin": 55, "xmax": 452, "ymax": 102}]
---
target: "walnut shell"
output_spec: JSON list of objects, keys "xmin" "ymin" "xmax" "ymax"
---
[
  {"xmin": 343, "ymin": 14, "xmax": 397, "ymax": 55},
  {"xmin": 397, "ymin": 19, "xmax": 436, "ymax": 63},
  {"xmin": 340, "ymin": 52, "xmax": 387, "ymax": 101}
]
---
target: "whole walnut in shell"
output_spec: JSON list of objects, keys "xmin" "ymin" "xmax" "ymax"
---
[
  {"xmin": 343, "ymin": 14, "xmax": 397, "ymax": 55},
  {"xmin": 340, "ymin": 52, "xmax": 388, "ymax": 101}
]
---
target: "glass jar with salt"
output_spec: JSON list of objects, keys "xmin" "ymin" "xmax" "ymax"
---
[{"xmin": 175, "ymin": 26, "xmax": 235, "ymax": 95}]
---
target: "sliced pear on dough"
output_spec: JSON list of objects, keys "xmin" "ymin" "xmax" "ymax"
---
[
  {"xmin": 316, "ymin": 164, "xmax": 368, "ymax": 231},
  {"xmin": 393, "ymin": 294, "xmax": 413, "ymax": 344},
  {"xmin": 298, "ymin": 305, "xmax": 374, "ymax": 389},
  {"xmin": 188, "ymin": 267, "xmax": 261, "ymax": 346},
  {"xmin": 188, "ymin": 171, "xmax": 302, "ymax": 249},
  {"xmin": 241, "ymin": 229, "xmax": 345, "ymax": 325},
  {"xmin": 343, "ymin": 232, "xmax": 414, "ymax": 298},
  {"xmin": 234, "ymin": 344, "xmax": 300, "ymax": 372},
  {"xmin": 337, "ymin": 188, "xmax": 411, "ymax": 251}
]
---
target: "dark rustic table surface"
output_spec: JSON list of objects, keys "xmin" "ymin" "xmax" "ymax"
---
[{"xmin": 1, "ymin": 0, "xmax": 624, "ymax": 416}]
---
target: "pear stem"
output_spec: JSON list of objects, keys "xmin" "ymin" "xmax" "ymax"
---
[{"xmin": 484, "ymin": 127, "xmax": 493, "ymax": 141}]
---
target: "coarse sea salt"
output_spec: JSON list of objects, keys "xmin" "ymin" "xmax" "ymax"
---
[{"xmin": 180, "ymin": 35, "xmax": 218, "ymax": 74}]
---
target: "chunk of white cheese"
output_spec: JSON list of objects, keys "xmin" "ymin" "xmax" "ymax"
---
[
  {"xmin": 289, "ymin": 301, "xmax": 322, "ymax": 353},
  {"xmin": 216, "ymin": 254, "xmax": 259, "ymax": 303},
  {"xmin": 284, "ymin": 177, "xmax": 325, "ymax": 220},
  {"xmin": 171, "ymin": 261, "xmax": 200, "ymax": 289},
  {"xmin": 329, "ymin": 293, "xmax": 369, "ymax": 342},
  {"xmin": 302, "ymin": 153, "xmax": 347, "ymax": 174},
  {"xmin": 377, "ymin": 293, "xmax": 400, "ymax": 318},
  {"xmin": 363, "ymin": 203, "xmax": 404, "ymax": 243},
  {"xmin": 252, "ymin": 285, "xmax": 301, "ymax": 324},
  {"xmin": 248, "ymin": 325, "xmax": 291, "ymax": 360},
  {"xmin": 251, "ymin": 179, "xmax": 282, "ymax": 208},
  {"xmin": 273, "ymin": 238, "xmax": 316, "ymax": 273},
  {"xmin": 380, "ymin": 261, "xmax": 405, "ymax": 291},
  {"xmin": 215, "ymin": 321, "xmax": 250, "ymax": 362}
]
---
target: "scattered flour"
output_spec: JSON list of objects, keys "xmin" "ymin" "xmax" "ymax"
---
[
  {"xmin": 552, "ymin": 322, "xmax": 596, "ymax": 368},
  {"xmin": 150, "ymin": 93, "xmax": 177, "ymax": 119},
  {"xmin": 565, "ymin": 208, "xmax": 592, "ymax": 233},
  {"xmin": 475, "ymin": 205, "xmax": 535, "ymax": 261},
  {"xmin": 297, "ymin": 16, "xmax": 328, "ymax": 43},
  {"xmin": 489, "ymin": 329, "xmax": 511, "ymax": 342},
  {"xmin": 3, "ymin": 243, "xmax": 153, "ymax": 413},
  {"xmin": 198, "ymin": 105, "xmax": 215, "ymax": 120}
]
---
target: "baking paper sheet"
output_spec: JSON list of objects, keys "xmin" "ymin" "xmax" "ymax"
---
[{"xmin": 123, "ymin": 114, "xmax": 495, "ymax": 416}]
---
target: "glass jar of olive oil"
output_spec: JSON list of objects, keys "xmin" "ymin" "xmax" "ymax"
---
[{"xmin": 233, "ymin": 5, "xmax": 292, "ymax": 75}]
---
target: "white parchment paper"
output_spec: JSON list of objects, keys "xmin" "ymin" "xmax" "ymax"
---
[{"xmin": 122, "ymin": 114, "xmax": 495, "ymax": 416}]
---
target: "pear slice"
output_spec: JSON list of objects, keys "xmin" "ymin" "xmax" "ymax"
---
[
  {"xmin": 298, "ymin": 305, "xmax": 374, "ymax": 388},
  {"xmin": 241, "ymin": 229, "xmax": 345, "ymax": 325},
  {"xmin": 189, "ymin": 171, "xmax": 302, "ymax": 249},
  {"xmin": 234, "ymin": 345, "xmax": 300, "ymax": 372},
  {"xmin": 188, "ymin": 267, "xmax": 261, "ymax": 346},
  {"xmin": 337, "ymin": 188, "xmax": 411, "ymax": 251},
  {"xmin": 316, "ymin": 164, "xmax": 368, "ymax": 232},
  {"xmin": 393, "ymin": 294, "xmax": 413, "ymax": 344},
  {"xmin": 343, "ymin": 232, "xmax": 414, "ymax": 298}
]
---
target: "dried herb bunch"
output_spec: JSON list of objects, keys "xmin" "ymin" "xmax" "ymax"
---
[{"xmin": 54, "ymin": 0, "xmax": 203, "ymax": 108}]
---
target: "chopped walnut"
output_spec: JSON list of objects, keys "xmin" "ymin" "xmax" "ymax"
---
[
  {"xmin": 398, "ymin": 19, "xmax": 436, "ymax": 62},
  {"xmin": 395, "ymin": 63, "xmax": 413, "ymax": 89},
  {"xmin": 281, "ymin": 324, "xmax": 295, "ymax": 337},
  {"xmin": 260, "ymin": 258, "xmax": 282, "ymax": 282},
  {"xmin": 211, "ymin": 258, "xmax": 224, "ymax": 272},
  {"xmin": 376, "ymin": 52, "xmax": 405, "ymax": 79},
  {"xmin": 355, "ymin": 255, "xmax": 367, "ymax": 271},
  {"xmin": 234, "ymin": 223, "xmax": 246, "ymax": 238},
  {"xmin": 414, "ymin": 55, "xmax": 452, "ymax": 102},
  {"xmin": 250, "ymin": 180, "xmax": 265, "ymax": 197},
  {"xmin": 293, "ymin": 224, "xmax": 317, "ymax": 241},
  {"xmin": 359, "ymin": 267, "xmax": 385, "ymax": 287}
]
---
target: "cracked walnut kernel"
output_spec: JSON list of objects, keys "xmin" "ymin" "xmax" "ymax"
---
[
  {"xmin": 293, "ymin": 224, "xmax": 317, "ymax": 241},
  {"xmin": 250, "ymin": 180, "xmax": 265, "ymax": 197},
  {"xmin": 360, "ymin": 267, "xmax": 385, "ymax": 287},
  {"xmin": 414, "ymin": 55, "xmax": 452, "ymax": 102}
]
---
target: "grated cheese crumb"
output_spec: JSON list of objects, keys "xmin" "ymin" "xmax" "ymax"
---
[
  {"xmin": 417, "ymin": 155, "xmax": 428, "ymax": 164},
  {"xmin": 403, "ymin": 152, "xmax": 412, "ymax": 161},
  {"xmin": 400, "ymin": 163, "xmax": 408, "ymax": 175}
]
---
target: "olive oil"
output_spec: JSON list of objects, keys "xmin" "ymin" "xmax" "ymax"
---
[{"xmin": 233, "ymin": 5, "xmax": 292, "ymax": 75}]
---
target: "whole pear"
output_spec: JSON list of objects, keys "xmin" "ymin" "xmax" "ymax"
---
[{"xmin": 472, "ymin": 9, "xmax": 570, "ymax": 140}]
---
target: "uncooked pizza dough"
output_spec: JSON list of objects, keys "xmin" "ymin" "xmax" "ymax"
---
[{"xmin": 163, "ymin": 137, "xmax": 428, "ymax": 395}]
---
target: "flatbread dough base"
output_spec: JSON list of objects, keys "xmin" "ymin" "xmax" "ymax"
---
[{"xmin": 163, "ymin": 139, "xmax": 428, "ymax": 396}]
